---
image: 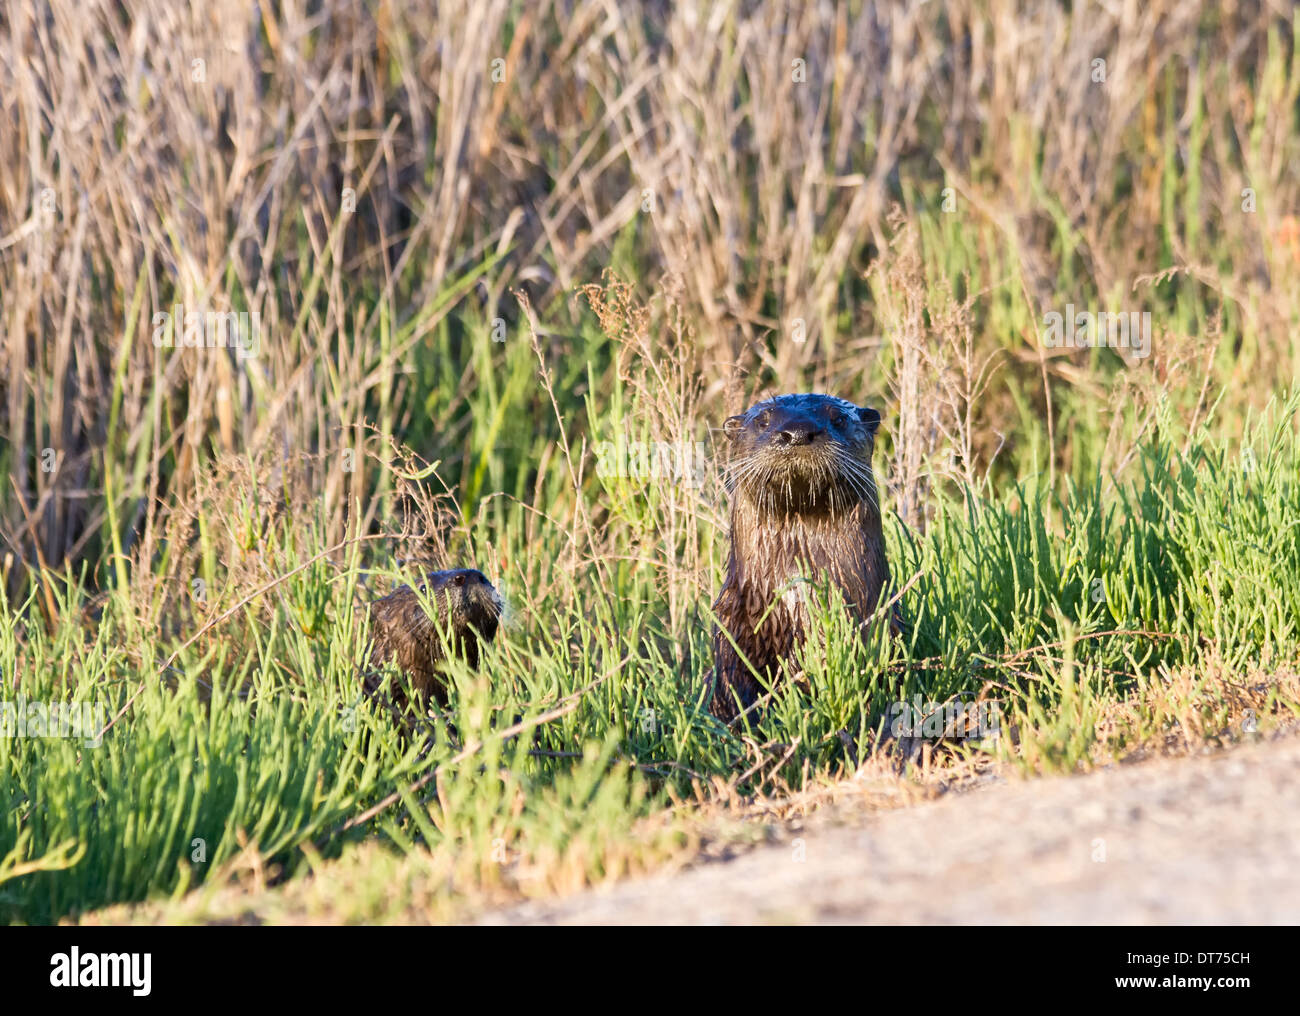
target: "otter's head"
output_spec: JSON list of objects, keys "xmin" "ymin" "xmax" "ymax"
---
[
  {"xmin": 422, "ymin": 568, "xmax": 503, "ymax": 644},
  {"xmin": 722, "ymin": 393, "xmax": 881, "ymax": 517}
]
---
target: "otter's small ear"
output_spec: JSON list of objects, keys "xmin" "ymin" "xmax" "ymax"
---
[
  {"xmin": 857, "ymin": 406, "xmax": 881, "ymax": 434},
  {"xmin": 723, "ymin": 415, "xmax": 746, "ymax": 440}
]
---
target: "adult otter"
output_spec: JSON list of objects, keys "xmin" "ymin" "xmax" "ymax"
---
[
  {"xmin": 710, "ymin": 393, "xmax": 895, "ymax": 722},
  {"xmin": 364, "ymin": 568, "xmax": 502, "ymax": 722}
]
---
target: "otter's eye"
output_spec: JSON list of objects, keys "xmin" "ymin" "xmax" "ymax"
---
[
  {"xmin": 757, "ymin": 409, "xmax": 772, "ymax": 428},
  {"xmin": 832, "ymin": 412, "xmax": 848, "ymax": 428},
  {"xmin": 453, "ymin": 574, "xmax": 466, "ymax": 587}
]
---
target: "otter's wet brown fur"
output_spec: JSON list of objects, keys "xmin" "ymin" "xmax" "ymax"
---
[
  {"xmin": 710, "ymin": 393, "xmax": 896, "ymax": 722},
  {"xmin": 364, "ymin": 568, "xmax": 502, "ymax": 722}
]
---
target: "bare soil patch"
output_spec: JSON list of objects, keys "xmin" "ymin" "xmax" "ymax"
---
[{"xmin": 478, "ymin": 731, "xmax": 1300, "ymax": 924}]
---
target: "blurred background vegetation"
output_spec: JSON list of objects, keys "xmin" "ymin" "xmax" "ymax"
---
[{"xmin": 2, "ymin": 0, "xmax": 1298, "ymax": 584}]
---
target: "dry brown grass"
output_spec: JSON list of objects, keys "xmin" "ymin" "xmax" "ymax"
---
[{"xmin": 3, "ymin": 0, "xmax": 1299, "ymax": 590}]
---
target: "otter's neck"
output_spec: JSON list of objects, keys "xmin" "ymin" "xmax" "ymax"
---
[{"xmin": 728, "ymin": 494, "xmax": 883, "ymax": 601}]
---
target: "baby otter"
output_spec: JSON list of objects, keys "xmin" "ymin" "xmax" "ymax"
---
[
  {"xmin": 710, "ymin": 393, "xmax": 895, "ymax": 722},
  {"xmin": 364, "ymin": 568, "xmax": 502, "ymax": 721}
]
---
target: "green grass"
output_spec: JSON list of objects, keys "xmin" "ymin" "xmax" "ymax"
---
[{"xmin": 4, "ymin": 383, "xmax": 1299, "ymax": 924}]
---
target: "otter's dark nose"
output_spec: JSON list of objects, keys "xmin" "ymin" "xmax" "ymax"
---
[
  {"xmin": 778, "ymin": 423, "xmax": 822, "ymax": 445},
  {"xmin": 768, "ymin": 408, "xmax": 823, "ymax": 446}
]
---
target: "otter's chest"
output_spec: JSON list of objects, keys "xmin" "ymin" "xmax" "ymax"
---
[{"xmin": 736, "ymin": 572, "xmax": 814, "ymax": 650}]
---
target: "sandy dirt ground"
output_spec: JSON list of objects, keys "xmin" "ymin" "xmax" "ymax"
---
[{"xmin": 478, "ymin": 732, "xmax": 1300, "ymax": 925}]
